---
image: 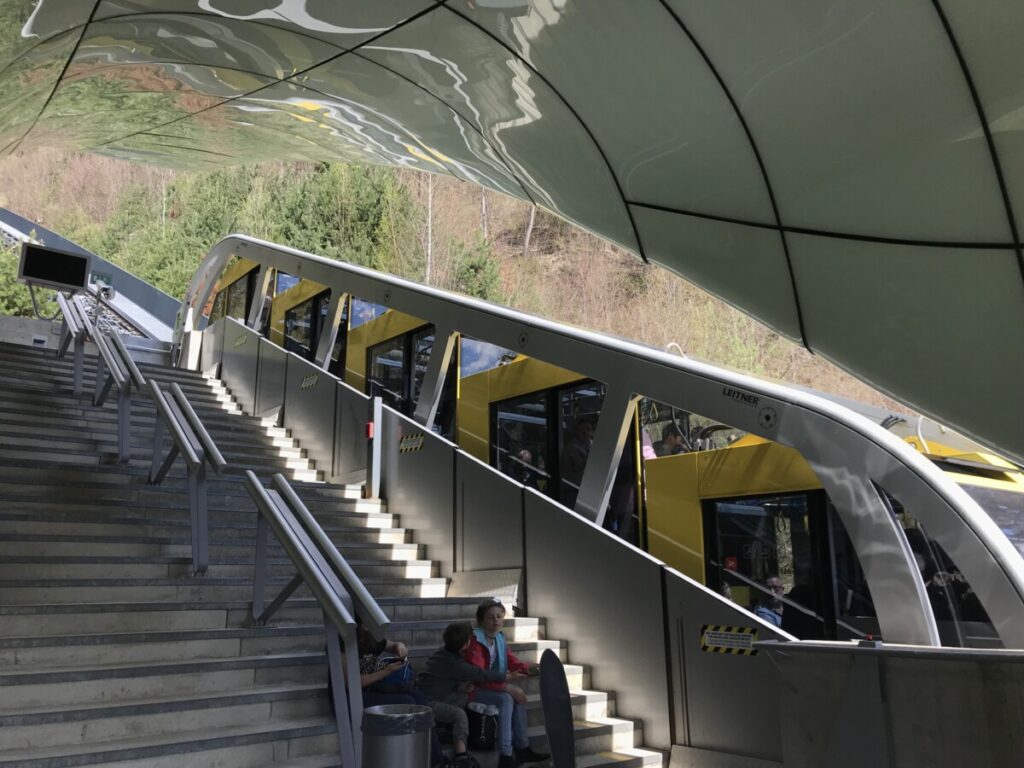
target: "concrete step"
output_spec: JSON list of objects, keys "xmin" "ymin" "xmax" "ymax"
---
[
  {"xmin": 0, "ymin": 717, "xmax": 336, "ymax": 768},
  {"xmin": 0, "ymin": 684, "xmax": 328, "ymax": 753}
]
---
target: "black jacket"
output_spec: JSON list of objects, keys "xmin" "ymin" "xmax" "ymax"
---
[{"xmin": 417, "ymin": 648, "xmax": 505, "ymax": 705}]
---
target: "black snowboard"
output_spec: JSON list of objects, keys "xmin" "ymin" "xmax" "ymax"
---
[{"xmin": 539, "ymin": 648, "xmax": 576, "ymax": 768}]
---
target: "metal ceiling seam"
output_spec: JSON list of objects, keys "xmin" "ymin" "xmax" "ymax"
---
[
  {"xmin": 439, "ymin": 2, "xmax": 648, "ymax": 263},
  {"xmin": 930, "ymin": 0, "xmax": 1024, "ymax": 289},
  {"xmin": 348, "ymin": 50, "xmax": 538, "ymax": 205},
  {"xmin": 88, "ymin": 1, "xmax": 450, "ymax": 155},
  {"xmin": 655, "ymin": 0, "xmax": 809, "ymax": 353},
  {"xmin": 4, "ymin": 1, "xmax": 104, "ymax": 157},
  {"xmin": 630, "ymin": 200, "xmax": 1020, "ymax": 251}
]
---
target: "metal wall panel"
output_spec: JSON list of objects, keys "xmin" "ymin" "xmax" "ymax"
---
[
  {"xmin": 523, "ymin": 490, "xmax": 672, "ymax": 750},
  {"xmin": 199, "ymin": 318, "xmax": 225, "ymax": 377},
  {"xmin": 333, "ymin": 381, "xmax": 370, "ymax": 483},
  {"xmin": 380, "ymin": 408, "xmax": 456, "ymax": 577},
  {"xmin": 666, "ymin": 568, "xmax": 786, "ymax": 762},
  {"xmin": 255, "ymin": 337, "xmax": 287, "ymax": 418},
  {"xmin": 455, "ymin": 452, "xmax": 524, "ymax": 573},
  {"xmin": 219, "ymin": 318, "xmax": 260, "ymax": 415},
  {"xmin": 283, "ymin": 352, "xmax": 337, "ymax": 474}
]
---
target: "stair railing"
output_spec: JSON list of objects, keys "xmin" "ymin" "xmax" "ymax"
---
[
  {"xmin": 55, "ymin": 293, "xmax": 86, "ymax": 395},
  {"xmin": 148, "ymin": 380, "xmax": 227, "ymax": 574},
  {"xmin": 244, "ymin": 470, "xmax": 390, "ymax": 768}
]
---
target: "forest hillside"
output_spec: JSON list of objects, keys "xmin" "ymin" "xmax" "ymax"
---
[{"xmin": 0, "ymin": 147, "xmax": 904, "ymax": 411}]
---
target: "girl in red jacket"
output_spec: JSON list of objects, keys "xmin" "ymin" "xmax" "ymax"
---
[{"xmin": 463, "ymin": 599, "xmax": 548, "ymax": 767}]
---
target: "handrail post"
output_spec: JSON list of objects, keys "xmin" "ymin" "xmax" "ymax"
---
[
  {"xmin": 117, "ymin": 382, "xmax": 131, "ymax": 464},
  {"xmin": 365, "ymin": 396, "xmax": 382, "ymax": 500},
  {"xmin": 188, "ymin": 455, "xmax": 209, "ymax": 576},
  {"xmin": 72, "ymin": 334, "xmax": 84, "ymax": 396},
  {"xmin": 252, "ymin": 512, "xmax": 270, "ymax": 623},
  {"xmin": 326, "ymin": 618, "xmax": 361, "ymax": 768}
]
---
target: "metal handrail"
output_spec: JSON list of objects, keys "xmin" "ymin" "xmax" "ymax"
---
[
  {"xmin": 271, "ymin": 473, "xmax": 390, "ymax": 634},
  {"xmin": 56, "ymin": 293, "xmax": 82, "ymax": 340},
  {"xmin": 148, "ymin": 379, "xmax": 202, "ymax": 469},
  {"xmin": 92, "ymin": 332, "xmax": 127, "ymax": 397},
  {"xmin": 71, "ymin": 294, "xmax": 96, "ymax": 338},
  {"xmin": 108, "ymin": 330, "xmax": 146, "ymax": 392},
  {"xmin": 169, "ymin": 382, "xmax": 227, "ymax": 471},
  {"xmin": 243, "ymin": 470, "xmax": 369, "ymax": 768}
]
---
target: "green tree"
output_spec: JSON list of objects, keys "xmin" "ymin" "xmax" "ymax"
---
[{"xmin": 452, "ymin": 237, "xmax": 503, "ymax": 302}]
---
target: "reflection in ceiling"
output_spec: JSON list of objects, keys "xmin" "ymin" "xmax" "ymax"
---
[{"xmin": 1, "ymin": 0, "xmax": 1022, "ymax": 463}]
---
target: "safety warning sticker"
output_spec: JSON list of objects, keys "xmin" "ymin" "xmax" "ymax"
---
[
  {"xmin": 399, "ymin": 434, "xmax": 425, "ymax": 453},
  {"xmin": 700, "ymin": 624, "xmax": 758, "ymax": 656}
]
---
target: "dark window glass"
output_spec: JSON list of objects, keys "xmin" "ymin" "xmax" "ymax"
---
[
  {"xmin": 557, "ymin": 382, "xmax": 605, "ymax": 508},
  {"xmin": 284, "ymin": 299, "xmax": 314, "ymax": 359},
  {"xmin": 210, "ymin": 291, "xmax": 225, "ymax": 322},
  {"xmin": 409, "ymin": 327, "xmax": 457, "ymax": 439},
  {"xmin": 368, "ymin": 336, "xmax": 406, "ymax": 413},
  {"xmin": 226, "ymin": 276, "xmax": 248, "ymax": 321},
  {"xmin": 328, "ymin": 297, "xmax": 349, "ymax": 378},
  {"xmin": 492, "ymin": 391, "xmax": 552, "ymax": 496}
]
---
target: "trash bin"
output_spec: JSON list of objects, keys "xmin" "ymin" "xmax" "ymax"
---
[{"xmin": 361, "ymin": 704, "xmax": 434, "ymax": 768}]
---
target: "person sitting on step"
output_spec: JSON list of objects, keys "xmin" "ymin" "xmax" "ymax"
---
[
  {"xmin": 419, "ymin": 621, "xmax": 512, "ymax": 768},
  {"xmin": 463, "ymin": 598, "xmax": 549, "ymax": 768}
]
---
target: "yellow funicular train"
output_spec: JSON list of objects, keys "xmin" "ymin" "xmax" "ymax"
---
[{"xmin": 209, "ymin": 259, "xmax": 1024, "ymax": 647}]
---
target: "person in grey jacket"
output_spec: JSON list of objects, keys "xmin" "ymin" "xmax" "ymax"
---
[{"xmin": 419, "ymin": 622, "xmax": 507, "ymax": 767}]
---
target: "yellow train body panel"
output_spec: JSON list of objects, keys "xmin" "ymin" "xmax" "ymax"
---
[
  {"xmin": 344, "ymin": 309, "xmax": 427, "ymax": 392},
  {"xmin": 458, "ymin": 356, "xmax": 583, "ymax": 463}
]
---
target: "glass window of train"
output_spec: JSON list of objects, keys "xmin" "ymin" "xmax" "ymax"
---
[
  {"xmin": 460, "ymin": 337, "xmax": 515, "ymax": 378},
  {"xmin": 226, "ymin": 276, "xmax": 248, "ymax": 321},
  {"xmin": 959, "ymin": 483, "xmax": 1024, "ymax": 560},
  {"xmin": 284, "ymin": 298, "xmax": 314, "ymax": 359},
  {"xmin": 705, "ymin": 493, "xmax": 832, "ymax": 639},
  {"xmin": 887, "ymin": 493, "xmax": 996, "ymax": 646},
  {"xmin": 491, "ymin": 391, "xmax": 553, "ymax": 496},
  {"xmin": 368, "ymin": 336, "xmax": 406, "ymax": 413},
  {"xmin": 409, "ymin": 326, "xmax": 458, "ymax": 439},
  {"xmin": 210, "ymin": 291, "xmax": 225, "ymax": 323},
  {"xmin": 557, "ymin": 382, "xmax": 605, "ymax": 509},
  {"xmin": 276, "ymin": 272, "xmax": 300, "ymax": 295},
  {"xmin": 825, "ymin": 503, "xmax": 879, "ymax": 640},
  {"xmin": 351, "ymin": 298, "xmax": 387, "ymax": 329}
]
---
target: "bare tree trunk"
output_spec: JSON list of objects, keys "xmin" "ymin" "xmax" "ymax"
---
[
  {"xmin": 425, "ymin": 174, "xmax": 433, "ymax": 283},
  {"xmin": 522, "ymin": 206, "xmax": 536, "ymax": 258},
  {"xmin": 481, "ymin": 189, "xmax": 488, "ymax": 241}
]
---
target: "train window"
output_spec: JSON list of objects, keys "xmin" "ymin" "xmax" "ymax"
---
[
  {"xmin": 276, "ymin": 272, "xmax": 300, "ymax": 294},
  {"xmin": 408, "ymin": 327, "xmax": 457, "ymax": 438},
  {"xmin": 210, "ymin": 291, "xmax": 225, "ymax": 323},
  {"xmin": 351, "ymin": 299, "xmax": 387, "ymax": 329},
  {"xmin": 705, "ymin": 491, "xmax": 878, "ymax": 641},
  {"xmin": 368, "ymin": 336, "xmax": 406, "ymax": 413},
  {"xmin": 886, "ymin": 493, "xmax": 996, "ymax": 646},
  {"xmin": 461, "ymin": 337, "xmax": 515, "ymax": 378},
  {"xmin": 492, "ymin": 391, "xmax": 553, "ymax": 496},
  {"xmin": 284, "ymin": 298, "xmax": 314, "ymax": 358},
  {"xmin": 557, "ymin": 382, "xmax": 605, "ymax": 508},
  {"xmin": 225, "ymin": 276, "xmax": 249, "ymax": 321},
  {"xmin": 327, "ymin": 297, "xmax": 348, "ymax": 378}
]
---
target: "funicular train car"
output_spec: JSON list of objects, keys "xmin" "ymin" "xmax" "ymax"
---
[{"xmin": 206, "ymin": 262, "xmax": 1024, "ymax": 648}]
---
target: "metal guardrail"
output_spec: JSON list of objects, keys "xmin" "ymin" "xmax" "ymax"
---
[
  {"xmin": 244, "ymin": 470, "xmax": 389, "ymax": 768},
  {"xmin": 148, "ymin": 379, "xmax": 227, "ymax": 575},
  {"xmin": 55, "ymin": 293, "xmax": 85, "ymax": 394}
]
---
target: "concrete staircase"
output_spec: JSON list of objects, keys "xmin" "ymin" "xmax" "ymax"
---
[{"xmin": 0, "ymin": 340, "xmax": 663, "ymax": 767}]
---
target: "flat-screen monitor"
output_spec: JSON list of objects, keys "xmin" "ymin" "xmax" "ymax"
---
[{"xmin": 18, "ymin": 242, "xmax": 92, "ymax": 292}]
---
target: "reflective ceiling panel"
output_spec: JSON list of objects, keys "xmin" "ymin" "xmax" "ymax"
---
[
  {"xmin": 296, "ymin": 54, "xmax": 529, "ymax": 198},
  {"xmin": 668, "ymin": 0, "xmax": 1012, "ymax": 242},
  {"xmin": 789, "ymin": 234, "xmax": 1024, "ymax": 458},
  {"xmin": 0, "ymin": 28, "xmax": 79, "ymax": 152},
  {"xmin": 81, "ymin": 14, "xmax": 345, "ymax": 79},
  {"xmin": 630, "ymin": 206, "xmax": 800, "ymax": 340},
  {"xmin": 449, "ymin": 0, "xmax": 774, "ymax": 224},
  {"xmin": 95, "ymin": 0, "xmax": 440, "ymax": 49},
  {"xmin": 0, "ymin": 0, "xmax": 1022, "ymax": 462},
  {"xmin": 366, "ymin": 8, "xmax": 638, "ymax": 252},
  {"xmin": 938, "ymin": 1, "xmax": 1024, "ymax": 240}
]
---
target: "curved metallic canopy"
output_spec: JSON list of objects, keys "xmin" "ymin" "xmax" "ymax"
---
[{"xmin": 2, "ymin": 1, "xmax": 1023, "ymax": 462}]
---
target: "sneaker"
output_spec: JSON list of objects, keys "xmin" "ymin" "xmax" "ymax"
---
[
  {"xmin": 453, "ymin": 754, "xmax": 480, "ymax": 768},
  {"xmin": 497, "ymin": 755, "xmax": 517, "ymax": 768},
  {"xmin": 515, "ymin": 746, "xmax": 550, "ymax": 765}
]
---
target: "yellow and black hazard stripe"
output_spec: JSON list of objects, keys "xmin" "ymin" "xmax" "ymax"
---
[
  {"xmin": 700, "ymin": 624, "xmax": 758, "ymax": 656},
  {"xmin": 399, "ymin": 434, "xmax": 425, "ymax": 453}
]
